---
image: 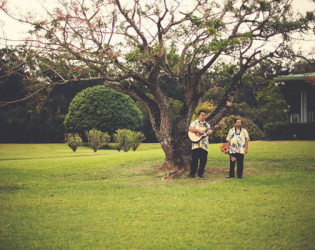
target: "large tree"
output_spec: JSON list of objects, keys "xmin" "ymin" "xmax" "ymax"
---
[{"xmin": 0, "ymin": 0, "xmax": 314, "ymax": 174}]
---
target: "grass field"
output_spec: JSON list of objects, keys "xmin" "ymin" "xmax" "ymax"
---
[{"xmin": 0, "ymin": 141, "xmax": 314, "ymax": 249}]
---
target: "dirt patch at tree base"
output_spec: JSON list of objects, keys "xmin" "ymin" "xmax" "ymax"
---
[{"xmin": 204, "ymin": 168, "xmax": 229, "ymax": 174}]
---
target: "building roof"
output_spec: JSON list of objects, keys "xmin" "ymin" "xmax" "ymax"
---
[{"xmin": 274, "ymin": 72, "xmax": 315, "ymax": 82}]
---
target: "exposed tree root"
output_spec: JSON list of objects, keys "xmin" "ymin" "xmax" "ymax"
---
[{"xmin": 162, "ymin": 168, "xmax": 186, "ymax": 180}]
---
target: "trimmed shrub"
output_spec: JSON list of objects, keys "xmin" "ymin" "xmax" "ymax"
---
[
  {"xmin": 65, "ymin": 133, "xmax": 82, "ymax": 152},
  {"xmin": 130, "ymin": 131, "xmax": 146, "ymax": 151},
  {"xmin": 212, "ymin": 115, "xmax": 264, "ymax": 143},
  {"xmin": 86, "ymin": 129, "xmax": 110, "ymax": 152},
  {"xmin": 113, "ymin": 129, "xmax": 145, "ymax": 152},
  {"xmin": 64, "ymin": 86, "xmax": 143, "ymax": 135},
  {"xmin": 264, "ymin": 122, "xmax": 315, "ymax": 140},
  {"xmin": 113, "ymin": 129, "xmax": 132, "ymax": 152}
]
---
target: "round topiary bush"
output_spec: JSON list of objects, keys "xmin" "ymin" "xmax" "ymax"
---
[
  {"xmin": 212, "ymin": 115, "xmax": 264, "ymax": 143},
  {"xmin": 64, "ymin": 86, "xmax": 143, "ymax": 135}
]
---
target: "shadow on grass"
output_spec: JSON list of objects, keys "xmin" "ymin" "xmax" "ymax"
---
[{"xmin": 0, "ymin": 185, "xmax": 22, "ymax": 193}]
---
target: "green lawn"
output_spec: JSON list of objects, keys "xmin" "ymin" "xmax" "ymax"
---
[{"xmin": 0, "ymin": 141, "xmax": 314, "ymax": 249}]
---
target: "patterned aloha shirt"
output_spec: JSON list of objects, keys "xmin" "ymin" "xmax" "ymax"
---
[
  {"xmin": 190, "ymin": 119, "xmax": 211, "ymax": 152},
  {"xmin": 226, "ymin": 127, "xmax": 250, "ymax": 154}
]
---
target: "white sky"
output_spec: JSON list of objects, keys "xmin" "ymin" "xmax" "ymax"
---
[{"xmin": 0, "ymin": 0, "xmax": 314, "ymax": 53}]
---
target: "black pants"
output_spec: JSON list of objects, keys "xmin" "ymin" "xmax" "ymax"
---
[
  {"xmin": 190, "ymin": 148, "xmax": 208, "ymax": 177},
  {"xmin": 229, "ymin": 153, "xmax": 244, "ymax": 177}
]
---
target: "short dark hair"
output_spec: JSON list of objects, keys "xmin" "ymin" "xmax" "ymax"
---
[
  {"xmin": 235, "ymin": 118, "xmax": 242, "ymax": 123},
  {"xmin": 199, "ymin": 110, "xmax": 207, "ymax": 115}
]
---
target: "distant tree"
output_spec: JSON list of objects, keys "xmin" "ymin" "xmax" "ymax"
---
[
  {"xmin": 64, "ymin": 86, "xmax": 143, "ymax": 135},
  {"xmin": 192, "ymin": 101, "xmax": 216, "ymax": 121},
  {"xmin": 0, "ymin": 48, "xmax": 103, "ymax": 142},
  {"xmin": 201, "ymin": 63, "xmax": 289, "ymax": 129},
  {"xmin": 228, "ymin": 74, "xmax": 289, "ymax": 128},
  {"xmin": 290, "ymin": 59, "xmax": 315, "ymax": 74},
  {"xmin": 0, "ymin": 48, "xmax": 39, "ymax": 142}
]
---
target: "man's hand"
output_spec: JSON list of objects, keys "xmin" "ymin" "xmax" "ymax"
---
[
  {"xmin": 189, "ymin": 127, "xmax": 206, "ymax": 135},
  {"xmin": 199, "ymin": 129, "xmax": 206, "ymax": 135},
  {"xmin": 244, "ymin": 141, "xmax": 248, "ymax": 154},
  {"xmin": 207, "ymin": 125, "xmax": 219, "ymax": 136}
]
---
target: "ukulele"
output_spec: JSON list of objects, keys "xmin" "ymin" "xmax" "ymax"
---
[{"xmin": 188, "ymin": 123, "xmax": 223, "ymax": 143}]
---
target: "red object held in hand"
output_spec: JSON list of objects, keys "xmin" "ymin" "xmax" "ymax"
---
[{"xmin": 220, "ymin": 143, "xmax": 229, "ymax": 154}]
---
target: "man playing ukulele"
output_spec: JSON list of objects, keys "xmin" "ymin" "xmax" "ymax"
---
[{"xmin": 188, "ymin": 110, "xmax": 219, "ymax": 178}]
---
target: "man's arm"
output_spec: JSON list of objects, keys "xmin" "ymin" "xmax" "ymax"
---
[
  {"xmin": 227, "ymin": 140, "xmax": 236, "ymax": 161},
  {"xmin": 207, "ymin": 125, "xmax": 219, "ymax": 136},
  {"xmin": 244, "ymin": 129, "xmax": 249, "ymax": 154},
  {"xmin": 244, "ymin": 141, "xmax": 248, "ymax": 154},
  {"xmin": 189, "ymin": 127, "xmax": 205, "ymax": 135}
]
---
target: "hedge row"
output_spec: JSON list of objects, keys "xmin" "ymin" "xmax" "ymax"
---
[
  {"xmin": 211, "ymin": 115, "xmax": 264, "ymax": 143},
  {"xmin": 263, "ymin": 122, "xmax": 315, "ymax": 140},
  {"xmin": 211, "ymin": 116, "xmax": 315, "ymax": 141},
  {"xmin": 65, "ymin": 129, "xmax": 145, "ymax": 152}
]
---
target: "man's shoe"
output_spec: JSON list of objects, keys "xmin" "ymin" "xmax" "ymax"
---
[
  {"xmin": 198, "ymin": 175, "xmax": 205, "ymax": 178},
  {"xmin": 188, "ymin": 174, "xmax": 195, "ymax": 178},
  {"xmin": 238, "ymin": 176, "xmax": 243, "ymax": 178},
  {"xmin": 226, "ymin": 176, "xmax": 235, "ymax": 178}
]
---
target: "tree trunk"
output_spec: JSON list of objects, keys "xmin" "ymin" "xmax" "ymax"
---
[
  {"xmin": 160, "ymin": 133, "xmax": 191, "ymax": 171},
  {"xmin": 157, "ymin": 123, "xmax": 192, "ymax": 179},
  {"xmin": 155, "ymin": 97, "xmax": 199, "ymax": 179},
  {"xmin": 206, "ymin": 89, "xmax": 236, "ymax": 125},
  {"xmin": 153, "ymin": 89, "xmax": 236, "ymax": 179}
]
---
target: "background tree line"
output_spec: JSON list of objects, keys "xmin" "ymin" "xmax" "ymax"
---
[{"xmin": 1, "ymin": 48, "xmax": 313, "ymax": 143}]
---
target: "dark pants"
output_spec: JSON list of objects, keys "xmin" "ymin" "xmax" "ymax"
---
[
  {"xmin": 190, "ymin": 148, "xmax": 208, "ymax": 177},
  {"xmin": 229, "ymin": 153, "xmax": 244, "ymax": 177}
]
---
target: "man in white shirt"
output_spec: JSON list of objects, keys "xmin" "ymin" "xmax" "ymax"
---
[{"xmin": 188, "ymin": 110, "xmax": 218, "ymax": 178}]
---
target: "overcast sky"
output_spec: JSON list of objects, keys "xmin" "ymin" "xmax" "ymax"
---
[{"xmin": 0, "ymin": 0, "xmax": 314, "ymax": 53}]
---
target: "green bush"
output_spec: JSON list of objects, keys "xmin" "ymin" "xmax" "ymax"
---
[
  {"xmin": 212, "ymin": 115, "xmax": 264, "ymax": 143},
  {"xmin": 130, "ymin": 131, "xmax": 146, "ymax": 151},
  {"xmin": 113, "ymin": 129, "xmax": 145, "ymax": 152},
  {"xmin": 113, "ymin": 129, "xmax": 132, "ymax": 152},
  {"xmin": 264, "ymin": 122, "xmax": 315, "ymax": 140},
  {"xmin": 64, "ymin": 86, "xmax": 143, "ymax": 135},
  {"xmin": 65, "ymin": 133, "xmax": 82, "ymax": 152},
  {"xmin": 86, "ymin": 129, "xmax": 111, "ymax": 152}
]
